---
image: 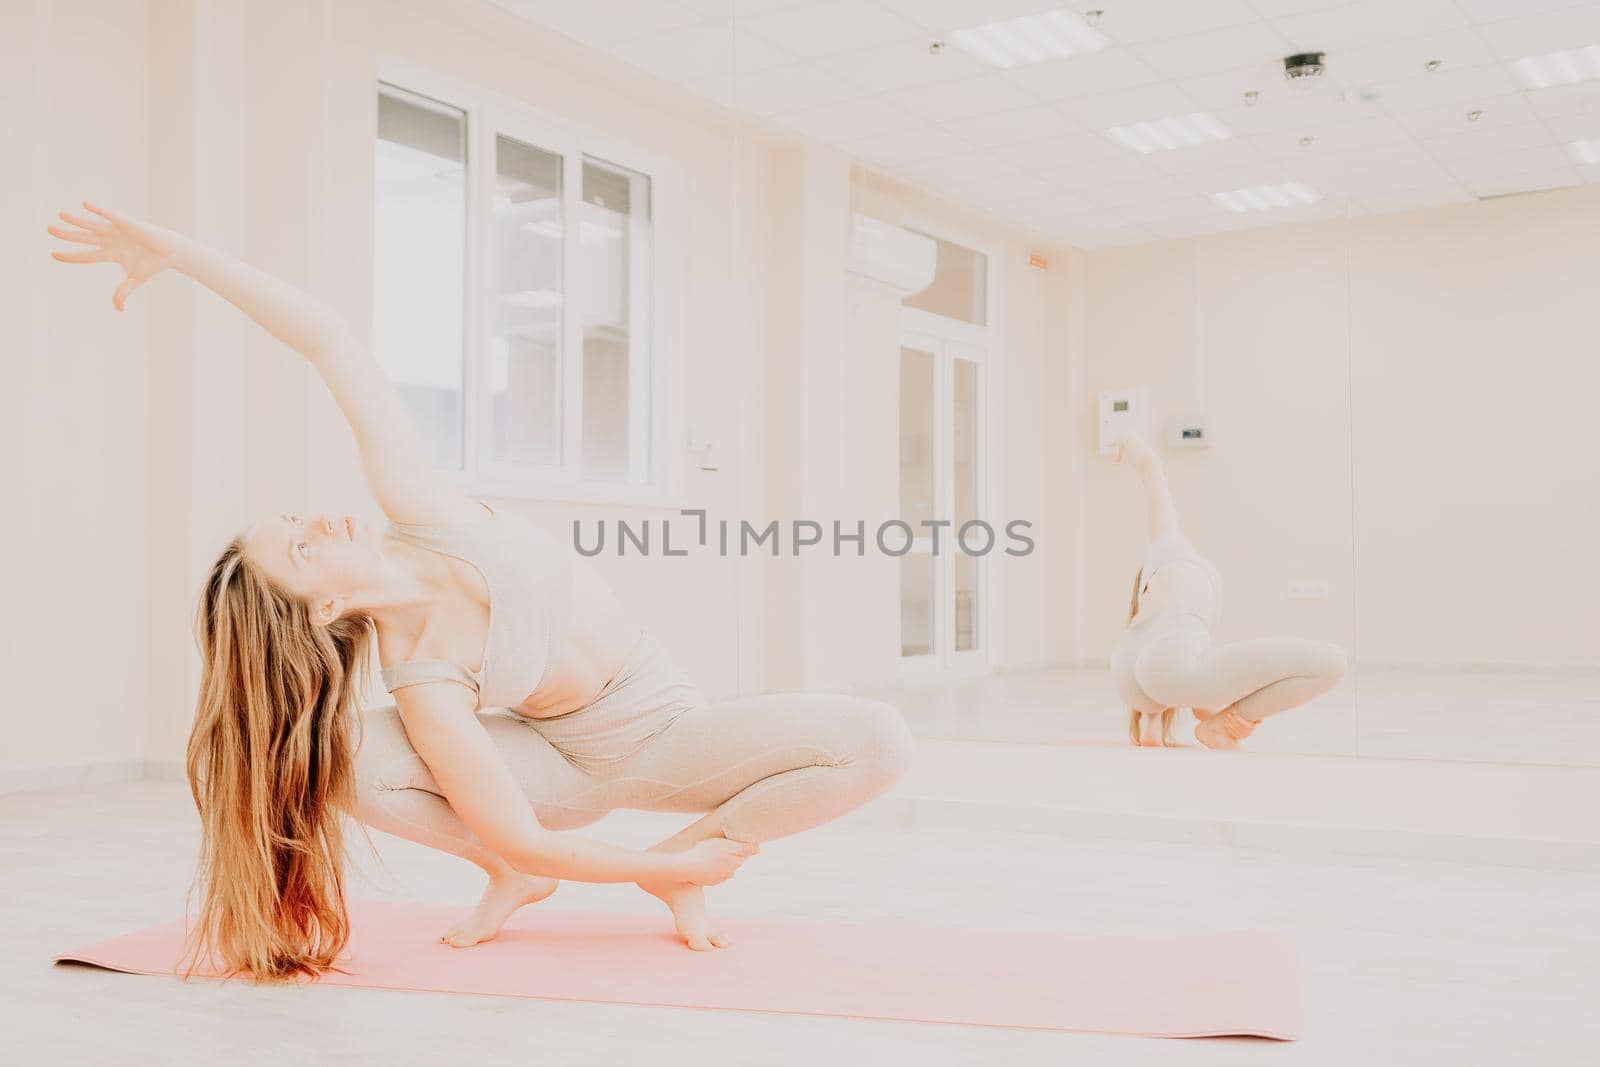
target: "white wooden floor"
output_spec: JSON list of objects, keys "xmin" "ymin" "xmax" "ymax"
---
[{"xmin": 4, "ymin": 777, "xmax": 1597, "ymax": 1066}]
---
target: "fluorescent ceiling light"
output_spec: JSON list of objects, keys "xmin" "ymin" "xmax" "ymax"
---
[
  {"xmin": 1106, "ymin": 112, "xmax": 1231, "ymax": 153},
  {"xmin": 949, "ymin": 9, "xmax": 1109, "ymax": 69},
  {"xmin": 1211, "ymin": 182, "xmax": 1320, "ymax": 213},
  {"xmin": 1511, "ymin": 44, "xmax": 1600, "ymax": 89},
  {"xmin": 1569, "ymin": 138, "xmax": 1600, "ymax": 165}
]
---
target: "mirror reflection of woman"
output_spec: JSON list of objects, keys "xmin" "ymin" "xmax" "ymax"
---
[
  {"xmin": 49, "ymin": 202, "xmax": 914, "ymax": 981},
  {"xmin": 1108, "ymin": 430, "xmax": 1347, "ymax": 749}
]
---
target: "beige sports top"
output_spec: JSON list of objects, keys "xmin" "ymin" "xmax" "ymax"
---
[
  {"xmin": 1136, "ymin": 526, "xmax": 1223, "ymax": 630},
  {"xmin": 380, "ymin": 505, "xmax": 575, "ymax": 711}
]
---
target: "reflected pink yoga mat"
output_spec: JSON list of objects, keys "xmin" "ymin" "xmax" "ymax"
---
[{"xmin": 56, "ymin": 899, "xmax": 1302, "ymax": 1039}]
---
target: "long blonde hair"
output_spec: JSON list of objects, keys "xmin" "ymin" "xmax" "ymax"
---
[
  {"xmin": 1125, "ymin": 568, "xmax": 1176, "ymax": 746},
  {"xmin": 183, "ymin": 537, "xmax": 374, "ymax": 983}
]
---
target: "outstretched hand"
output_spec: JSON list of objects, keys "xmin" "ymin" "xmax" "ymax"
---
[{"xmin": 47, "ymin": 201, "xmax": 177, "ymax": 311}]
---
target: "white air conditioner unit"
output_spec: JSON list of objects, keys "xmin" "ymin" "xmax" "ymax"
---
[{"xmin": 847, "ymin": 214, "xmax": 937, "ymax": 297}]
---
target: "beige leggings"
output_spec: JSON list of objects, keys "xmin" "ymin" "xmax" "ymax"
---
[{"xmin": 352, "ymin": 635, "xmax": 915, "ymax": 864}]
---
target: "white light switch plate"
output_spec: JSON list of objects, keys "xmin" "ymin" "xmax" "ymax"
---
[{"xmin": 1288, "ymin": 581, "xmax": 1331, "ymax": 599}]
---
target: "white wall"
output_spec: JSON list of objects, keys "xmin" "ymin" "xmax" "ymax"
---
[{"xmin": 0, "ymin": 0, "xmax": 152, "ymax": 785}]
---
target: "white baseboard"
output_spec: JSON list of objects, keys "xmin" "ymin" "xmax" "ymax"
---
[
  {"xmin": 0, "ymin": 759, "xmax": 189, "ymax": 796},
  {"xmin": 0, "ymin": 760, "xmax": 147, "ymax": 796}
]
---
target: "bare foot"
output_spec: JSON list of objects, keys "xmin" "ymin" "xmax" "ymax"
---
[
  {"xmin": 1194, "ymin": 712, "xmax": 1255, "ymax": 751},
  {"xmin": 638, "ymin": 880, "xmax": 731, "ymax": 951},
  {"xmin": 1137, "ymin": 712, "xmax": 1164, "ymax": 747},
  {"xmin": 439, "ymin": 870, "xmax": 559, "ymax": 948}
]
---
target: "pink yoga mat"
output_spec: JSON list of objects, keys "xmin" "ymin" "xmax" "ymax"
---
[{"xmin": 55, "ymin": 899, "xmax": 1302, "ymax": 1039}]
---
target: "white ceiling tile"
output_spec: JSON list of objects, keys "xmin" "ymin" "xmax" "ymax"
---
[
  {"xmin": 813, "ymin": 36, "xmax": 987, "ymax": 93},
  {"xmin": 678, "ymin": 0, "xmax": 819, "ymax": 14},
  {"xmin": 1134, "ymin": 22, "xmax": 1294, "ymax": 80},
  {"xmin": 1423, "ymin": 120, "xmax": 1557, "ymax": 161},
  {"xmin": 1272, "ymin": 0, "xmax": 1469, "ymax": 52},
  {"xmin": 1249, "ymin": 114, "xmax": 1412, "ymax": 156},
  {"xmin": 733, "ymin": 62, "xmax": 871, "ymax": 113},
  {"xmin": 732, "ymin": 27, "xmax": 809, "ymax": 71},
  {"xmin": 1116, "ymin": 195, "xmax": 1228, "ymax": 222},
  {"xmin": 1371, "ymin": 64, "xmax": 1522, "ymax": 111},
  {"xmin": 1056, "ymin": 82, "xmax": 1203, "ymax": 126},
  {"xmin": 1391, "ymin": 93, "xmax": 1538, "ymax": 138},
  {"xmin": 1329, "ymin": 27, "xmax": 1499, "ymax": 87},
  {"xmin": 738, "ymin": 0, "xmax": 924, "ymax": 59},
  {"xmin": 1206, "ymin": 90, "xmax": 1385, "ymax": 137},
  {"xmin": 988, "ymin": 131, "xmax": 1131, "ymax": 170},
  {"xmin": 1035, "ymin": 151, "xmax": 1179, "ymax": 188},
  {"xmin": 885, "ymin": 73, "xmax": 1046, "ymax": 122},
  {"xmin": 898, "ymin": 149, "xmax": 1021, "ymax": 187},
  {"xmin": 1475, "ymin": 5, "xmax": 1600, "ymax": 61},
  {"xmin": 1143, "ymin": 137, "xmax": 1275, "ymax": 179},
  {"xmin": 937, "ymin": 105, "xmax": 1081, "ymax": 147},
  {"xmin": 494, "ymin": 0, "xmax": 709, "ymax": 47},
  {"xmin": 1354, "ymin": 184, "xmax": 1473, "ymax": 214},
  {"xmin": 1457, "ymin": 0, "xmax": 1597, "ymax": 24},
  {"xmin": 1064, "ymin": 226, "xmax": 1161, "ymax": 248},
  {"xmin": 1071, "ymin": 177, "xmax": 1194, "ymax": 206},
  {"xmin": 773, "ymin": 95, "xmax": 922, "ymax": 141},
  {"xmin": 609, "ymin": 24, "xmax": 802, "ymax": 83},
  {"xmin": 967, "ymin": 171, "xmax": 1063, "ymax": 202},
  {"xmin": 1094, "ymin": 0, "xmax": 1261, "ymax": 45},
  {"xmin": 1001, "ymin": 48, "xmax": 1166, "ymax": 101},
  {"xmin": 1303, "ymin": 154, "xmax": 1456, "ymax": 193},
  {"xmin": 1146, "ymin": 213, "xmax": 1252, "ymax": 238},
  {"xmin": 998, "ymin": 192, "xmax": 1109, "ymax": 221},
  {"xmin": 1463, "ymin": 167, "xmax": 1582, "ymax": 197},
  {"xmin": 836, "ymin": 124, "xmax": 976, "ymax": 164},
  {"xmin": 1446, "ymin": 144, "xmax": 1577, "ymax": 180},
  {"xmin": 1524, "ymin": 79, "xmax": 1600, "ymax": 117},
  {"xmin": 1179, "ymin": 63, "xmax": 1346, "ymax": 113},
  {"xmin": 1246, "ymin": 0, "xmax": 1356, "ymax": 17},
  {"xmin": 1543, "ymin": 109, "xmax": 1600, "ymax": 141},
  {"xmin": 873, "ymin": 0, "xmax": 1062, "ymax": 32}
]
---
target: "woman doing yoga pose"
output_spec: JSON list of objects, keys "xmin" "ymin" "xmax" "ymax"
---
[
  {"xmin": 1108, "ymin": 430, "xmax": 1347, "ymax": 750},
  {"xmin": 49, "ymin": 202, "xmax": 914, "ymax": 981}
]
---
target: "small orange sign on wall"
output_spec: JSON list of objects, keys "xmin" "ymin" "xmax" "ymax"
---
[{"xmin": 1027, "ymin": 251, "xmax": 1049, "ymax": 270}]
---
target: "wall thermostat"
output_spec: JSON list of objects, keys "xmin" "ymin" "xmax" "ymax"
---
[
  {"xmin": 1164, "ymin": 415, "xmax": 1209, "ymax": 450},
  {"xmin": 1098, "ymin": 388, "xmax": 1149, "ymax": 456}
]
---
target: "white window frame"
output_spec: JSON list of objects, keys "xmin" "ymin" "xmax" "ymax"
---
[
  {"xmin": 896, "ymin": 218, "xmax": 1001, "ymax": 683},
  {"xmin": 376, "ymin": 57, "xmax": 685, "ymax": 509}
]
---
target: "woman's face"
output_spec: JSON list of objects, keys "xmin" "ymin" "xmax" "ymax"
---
[{"xmin": 240, "ymin": 512, "xmax": 383, "ymax": 620}]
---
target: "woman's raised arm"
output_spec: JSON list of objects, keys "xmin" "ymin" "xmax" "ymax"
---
[
  {"xmin": 48, "ymin": 201, "xmax": 480, "ymax": 527},
  {"xmin": 1114, "ymin": 428, "xmax": 1181, "ymax": 542}
]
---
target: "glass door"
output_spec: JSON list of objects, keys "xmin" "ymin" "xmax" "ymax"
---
[{"xmin": 899, "ymin": 329, "xmax": 988, "ymax": 679}]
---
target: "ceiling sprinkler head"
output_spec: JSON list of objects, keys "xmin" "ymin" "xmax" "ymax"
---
[
  {"xmin": 1467, "ymin": 109, "xmax": 1484, "ymax": 122},
  {"xmin": 1425, "ymin": 59, "xmax": 1443, "ymax": 72},
  {"xmin": 1283, "ymin": 51, "xmax": 1327, "ymax": 87},
  {"xmin": 1299, "ymin": 135, "xmax": 1315, "ymax": 148},
  {"xmin": 1244, "ymin": 89, "xmax": 1261, "ymax": 106},
  {"xmin": 1085, "ymin": 9, "xmax": 1103, "ymax": 28},
  {"xmin": 928, "ymin": 40, "xmax": 945, "ymax": 55}
]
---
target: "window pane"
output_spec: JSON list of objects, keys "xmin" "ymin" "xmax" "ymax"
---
[
  {"xmin": 488, "ymin": 135, "xmax": 564, "ymax": 467},
  {"xmin": 899, "ymin": 346, "xmax": 935, "ymax": 526},
  {"xmin": 580, "ymin": 158, "xmax": 651, "ymax": 482},
  {"xmin": 375, "ymin": 86, "xmax": 466, "ymax": 469},
  {"xmin": 953, "ymin": 358, "xmax": 979, "ymax": 652},
  {"xmin": 902, "ymin": 233, "xmax": 987, "ymax": 325},
  {"xmin": 901, "ymin": 552, "xmax": 934, "ymax": 658}
]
